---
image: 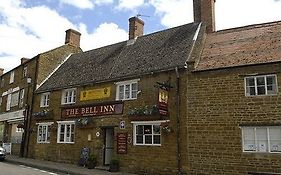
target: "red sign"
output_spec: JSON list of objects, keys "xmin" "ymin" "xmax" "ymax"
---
[
  {"xmin": 117, "ymin": 133, "xmax": 127, "ymax": 154},
  {"xmin": 61, "ymin": 102, "xmax": 123, "ymax": 118},
  {"xmin": 158, "ymin": 89, "xmax": 168, "ymax": 116}
]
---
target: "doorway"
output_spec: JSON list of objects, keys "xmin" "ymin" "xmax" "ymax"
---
[{"xmin": 103, "ymin": 128, "xmax": 114, "ymax": 165}]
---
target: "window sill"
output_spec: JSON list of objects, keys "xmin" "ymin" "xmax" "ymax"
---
[{"xmin": 134, "ymin": 144, "xmax": 161, "ymax": 147}]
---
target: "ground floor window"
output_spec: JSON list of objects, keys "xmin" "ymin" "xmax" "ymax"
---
[
  {"xmin": 132, "ymin": 121, "xmax": 162, "ymax": 146},
  {"xmin": 242, "ymin": 126, "xmax": 281, "ymax": 153},
  {"xmin": 57, "ymin": 121, "xmax": 75, "ymax": 143},
  {"xmin": 37, "ymin": 122, "xmax": 53, "ymax": 143}
]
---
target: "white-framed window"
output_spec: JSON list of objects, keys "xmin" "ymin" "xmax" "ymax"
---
[
  {"xmin": 241, "ymin": 126, "xmax": 281, "ymax": 153},
  {"xmin": 6, "ymin": 94, "xmax": 11, "ymax": 111},
  {"xmin": 40, "ymin": 92, "xmax": 50, "ymax": 107},
  {"xmin": 23, "ymin": 66, "xmax": 27, "ymax": 78},
  {"xmin": 116, "ymin": 79, "xmax": 139, "ymax": 100},
  {"xmin": 57, "ymin": 121, "xmax": 75, "ymax": 143},
  {"xmin": 19, "ymin": 89, "xmax": 25, "ymax": 108},
  {"xmin": 132, "ymin": 121, "xmax": 162, "ymax": 146},
  {"xmin": 61, "ymin": 88, "xmax": 76, "ymax": 105},
  {"xmin": 245, "ymin": 75, "xmax": 277, "ymax": 96},
  {"xmin": 37, "ymin": 122, "xmax": 53, "ymax": 143},
  {"xmin": 10, "ymin": 91, "xmax": 19, "ymax": 107},
  {"xmin": 9, "ymin": 71, "xmax": 15, "ymax": 84}
]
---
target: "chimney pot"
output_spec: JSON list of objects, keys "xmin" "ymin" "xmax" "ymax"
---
[
  {"xmin": 21, "ymin": 57, "xmax": 30, "ymax": 64},
  {"xmin": 129, "ymin": 17, "xmax": 144, "ymax": 40},
  {"xmin": 65, "ymin": 29, "xmax": 81, "ymax": 48},
  {"xmin": 193, "ymin": 0, "xmax": 216, "ymax": 33},
  {"xmin": 0, "ymin": 68, "xmax": 4, "ymax": 76}
]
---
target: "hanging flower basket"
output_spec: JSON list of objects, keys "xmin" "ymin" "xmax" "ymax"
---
[{"xmin": 161, "ymin": 122, "xmax": 172, "ymax": 133}]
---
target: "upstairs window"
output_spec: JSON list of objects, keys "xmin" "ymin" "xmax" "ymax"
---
[
  {"xmin": 245, "ymin": 75, "xmax": 277, "ymax": 96},
  {"xmin": 10, "ymin": 92, "xmax": 19, "ymax": 107},
  {"xmin": 40, "ymin": 92, "xmax": 50, "ymax": 107},
  {"xmin": 242, "ymin": 126, "xmax": 281, "ymax": 153},
  {"xmin": 19, "ymin": 89, "xmax": 25, "ymax": 108},
  {"xmin": 57, "ymin": 121, "xmax": 75, "ymax": 143},
  {"xmin": 9, "ymin": 71, "xmax": 15, "ymax": 84},
  {"xmin": 23, "ymin": 66, "xmax": 27, "ymax": 78},
  {"xmin": 61, "ymin": 88, "xmax": 76, "ymax": 105},
  {"xmin": 116, "ymin": 79, "xmax": 139, "ymax": 100}
]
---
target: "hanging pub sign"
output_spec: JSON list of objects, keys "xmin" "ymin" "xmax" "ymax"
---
[
  {"xmin": 80, "ymin": 87, "xmax": 111, "ymax": 101},
  {"xmin": 158, "ymin": 89, "xmax": 168, "ymax": 116},
  {"xmin": 61, "ymin": 101, "xmax": 123, "ymax": 118},
  {"xmin": 117, "ymin": 133, "xmax": 127, "ymax": 154}
]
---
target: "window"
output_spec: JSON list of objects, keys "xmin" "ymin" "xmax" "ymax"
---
[
  {"xmin": 61, "ymin": 88, "xmax": 76, "ymax": 104},
  {"xmin": 16, "ymin": 127, "xmax": 24, "ymax": 133},
  {"xmin": 245, "ymin": 75, "xmax": 277, "ymax": 96},
  {"xmin": 10, "ymin": 92, "xmax": 19, "ymax": 107},
  {"xmin": 241, "ymin": 126, "xmax": 281, "ymax": 153},
  {"xmin": 57, "ymin": 121, "xmax": 75, "ymax": 143},
  {"xmin": 133, "ymin": 122, "xmax": 161, "ymax": 146},
  {"xmin": 19, "ymin": 89, "xmax": 25, "ymax": 108},
  {"xmin": 23, "ymin": 66, "xmax": 27, "ymax": 78},
  {"xmin": 9, "ymin": 71, "xmax": 15, "ymax": 84},
  {"xmin": 116, "ymin": 79, "xmax": 139, "ymax": 100},
  {"xmin": 6, "ymin": 94, "xmax": 11, "ymax": 111},
  {"xmin": 37, "ymin": 123, "xmax": 53, "ymax": 143},
  {"xmin": 40, "ymin": 92, "xmax": 50, "ymax": 107}
]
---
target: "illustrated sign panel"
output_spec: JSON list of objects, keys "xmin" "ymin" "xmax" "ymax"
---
[
  {"xmin": 117, "ymin": 133, "xmax": 127, "ymax": 154},
  {"xmin": 61, "ymin": 102, "xmax": 123, "ymax": 118},
  {"xmin": 158, "ymin": 89, "xmax": 168, "ymax": 116},
  {"xmin": 80, "ymin": 87, "xmax": 111, "ymax": 101}
]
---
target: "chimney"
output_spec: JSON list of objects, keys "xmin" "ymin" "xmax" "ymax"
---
[
  {"xmin": 65, "ymin": 29, "xmax": 81, "ymax": 48},
  {"xmin": 21, "ymin": 57, "xmax": 30, "ymax": 64},
  {"xmin": 193, "ymin": 0, "xmax": 216, "ymax": 33},
  {"xmin": 0, "ymin": 68, "xmax": 4, "ymax": 76},
  {"xmin": 129, "ymin": 17, "xmax": 144, "ymax": 40}
]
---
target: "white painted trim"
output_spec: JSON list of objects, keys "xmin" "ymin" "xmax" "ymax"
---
[
  {"xmin": 56, "ymin": 120, "xmax": 75, "ymax": 124},
  {"xmin": 131, "ymin": 120, "xmax": 170, "ymax": 124},
  {"xmin": 114, "ymin": 78, "xmax": 140, "ymax": 85},
  {"xmin": 36, "ymin": 122, "xmax": 54, "ymax": 125},
  {"xmin": 12, "ymin": 87, "xmax": 20, "ymax": 92},
  {"xmin": 36, "ymin": 54, "xmax": 73, "ymax": 90}
]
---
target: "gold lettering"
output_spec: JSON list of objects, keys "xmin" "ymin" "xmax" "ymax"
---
[
  {"xmin": 109, "ymin": 105, "xmax": 115, "ymax": 112},
  {"xmin": 93, "ymin": 107, "xmax": 98, "ymax": 113},
  {"xmin": 85, "ymin": 107, "xmax": 89, "ymax": 114},
  {"xmin": 81, "ymin": 108, "xmax": 85, "ymax": 115},
  {"xmin": 103, "ymin": 106, "xmax": 109, "ymax": 112}
]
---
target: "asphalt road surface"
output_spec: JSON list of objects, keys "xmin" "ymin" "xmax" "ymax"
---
[{"xmin": 0, "ymin": 161, "xmax": 64, "ymax": 175}]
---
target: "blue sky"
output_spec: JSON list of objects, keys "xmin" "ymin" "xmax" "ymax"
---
[{"xmin": 1, "ymin": 0, "xmax": 281, "ymax": 73}]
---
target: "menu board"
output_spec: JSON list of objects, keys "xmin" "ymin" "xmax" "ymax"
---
[{"xmin": 117, "ymin": 133, "xmax": 127, "ymax": 154}]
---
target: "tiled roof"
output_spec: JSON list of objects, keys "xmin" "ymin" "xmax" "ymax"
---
[
  {"xmin": 37, "ymin": 22, "xmax": 199, "ymax": 92},
  {"xmin": 195, "ymin": 21, "xmax": 281, "ymax": 71}
]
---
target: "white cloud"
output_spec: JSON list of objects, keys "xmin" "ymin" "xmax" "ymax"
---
[
  {"xmin": 148, "ymin": 0, "xmax": 193, "ymax": 28},
  {"xmin": 80, "ymin": 22, "xmax": 127, "ymax": 51},
  {"xmin": 117, "ymin": 0, "xmax": 146, "ymax": 10},
  {"xmin": 0, "ymin": 0, "xmax": 127, "ymax": 73},
  {"xmin": 95, "ymin": 0, "xmax": 113, "ymax": 5},
  {"xmin": 216, "ymin": 0, "xmax": 281, "ymax": 30},
  {"xmin": 59, "ymin": 0, "xmax": 94, "ymax": 9}
]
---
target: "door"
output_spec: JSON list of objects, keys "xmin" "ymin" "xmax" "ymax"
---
[{"xmin": 104, "ymin": 128, "xmax": 114, "ymax": 165}]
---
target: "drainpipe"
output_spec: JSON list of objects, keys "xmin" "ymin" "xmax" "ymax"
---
[{"xmin": 175, "ymin": 66, "xmax": 181, "ymax": 175}]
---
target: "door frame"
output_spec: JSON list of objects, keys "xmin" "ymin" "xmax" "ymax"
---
[{"xmin": 102, "ymin": 127, "xmax": 114, "ymax": 165}]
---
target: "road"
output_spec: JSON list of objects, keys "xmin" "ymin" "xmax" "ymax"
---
[{"xmin": 0, "ymin": 161, "xmax": 64, "ymax": 175}]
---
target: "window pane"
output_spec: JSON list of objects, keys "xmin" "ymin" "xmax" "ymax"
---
[
  {"xmin": 248, "ymin": 87, "xmax": 256, "ymax": 95},
  {"xmin": 269, "ymin": 127, "xmax": 281, "ymax": 152},
  {"xmin": 256, "ymin": 128, "xmax": 268, "ymax": 152},
  {"xmin": 243, "ymin": 127, "xmax": 255, "ymax": 151},
  {"xmin": 153, "ymin": 135, "xmax": 160, "ymax": 144},
  {"xmin": 145, "ymin": 135, "xmax": 152, "ymax": 144},
  {"xmin": 60, "ymin": 125, "xmax": 65, "ymax": 142},
  {"xmin": 119, "ymin": 85, "xmax": 124, "ymax": 100},
  {"xmin": 136, "ymin": 135, "xmax": 143, "ymax": 144},
  {"xmin": 125, "ymin": 84, "xmax": 130, "ymax": 99},
  {"xmin": 257, "ymin": 86, "xmax": 265, "ymax": 95},
  {"xmin": 153, "ymin": 125, "xmax": 160, "ymax": 134},
  {"xmin": 136, "ymin": 125, "xmax": 144, "ymax": 134},
  {"xmin": 266, "ymin": 76, "xmax": 275, "ymax": 85},
  {"xmin": 144, "ymin": 125, "xmax": 152, "ymax": 134},
  {"xmin": 257, "ymin": 77, "xmax": 265, "ymax": 86},
  {"xmin": 246, "ymin": 78, "xmax": 255, "ymax": 86}
]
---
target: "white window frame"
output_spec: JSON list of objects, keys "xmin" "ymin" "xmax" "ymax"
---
[
  {"xmin": 115, "ymin": 79, "xmax": 139, "ymax": 101},
  {"xmin": 61, "ymin": 88, "xmax": 76, "ymax": 105},
  {"xmin": 9, "ymin": 71, "xmax": 15, "ymax": 84},
  {"xmin": 241, "ymin": 126, "xmax": 281, "ymax": 153},
  {"xmin": 40, "ymin": 92, "xmax": 50, "ymax": 107},
  {"xmin": 16, "ymin": 127, "xmax": 24, "ymax": 133},
  {"xmin": 57, "ymin": 121, "xmax": 75, "ymax": 144},
  {"xmin": 131, "ymin": 120, "xmax": 168, "ymax": 146},
  {"xmin": 37, "ymin": 122, "xmax": 53, "ymax": 143},
  {"xmin": 244, "ymin": 74, "xmax": 278, "ymax": 96}
]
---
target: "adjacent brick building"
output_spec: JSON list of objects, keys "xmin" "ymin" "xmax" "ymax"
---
[{"xmin": 0, "ymin": 29, "xmax": 81, "ymax": 156}]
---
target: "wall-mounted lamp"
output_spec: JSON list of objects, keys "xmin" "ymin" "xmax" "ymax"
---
[{"xmin": 27, "ymin": 77, "xmax": 32, "ymax": 84}]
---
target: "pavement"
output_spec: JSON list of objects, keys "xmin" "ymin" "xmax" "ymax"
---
[{"xmin": 5, "ymin": 155, "xmax": 136, "ymax": 175}]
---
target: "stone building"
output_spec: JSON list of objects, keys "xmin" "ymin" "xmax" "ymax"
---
[
  {"xmin": 28, "ymin": 16, "xmax": 205, "ymax": 174},
  {"xmin": 186, "ymin": 0, "xmax": 281, "ymax": 174},
  {"xmin": 0, "ymin": 29, "xmax": 81, "ymax": 156}
]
